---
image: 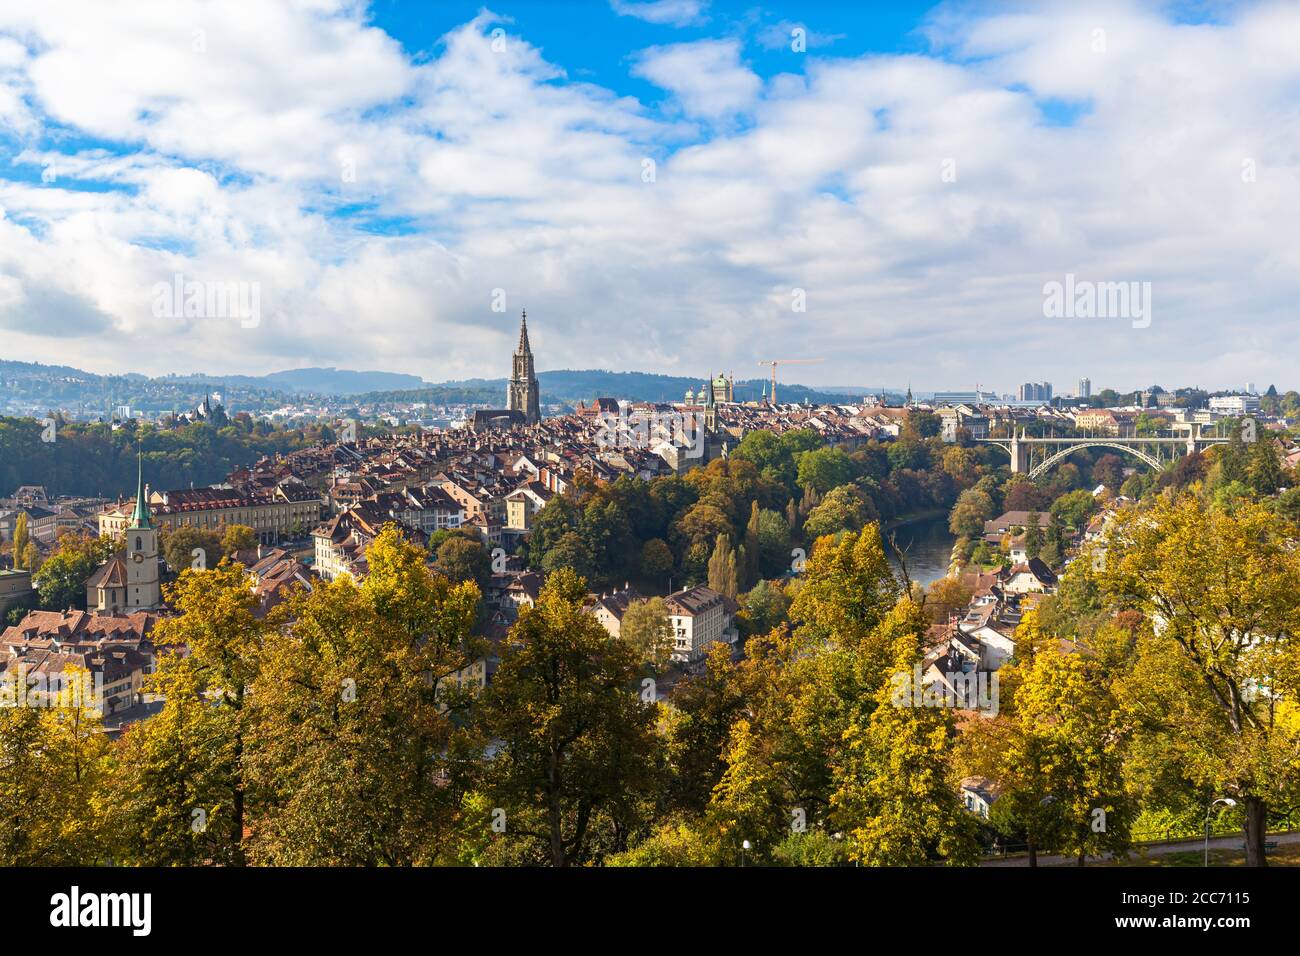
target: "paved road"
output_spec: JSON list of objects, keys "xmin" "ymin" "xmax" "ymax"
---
[{"xmin": 980, "ymin": 830, "xmax": 1300, "ymax": 867}]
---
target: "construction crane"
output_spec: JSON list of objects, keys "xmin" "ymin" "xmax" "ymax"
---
[{"xmin": 757, "ymin": 358, "xmax": 824, "ymax": 406}]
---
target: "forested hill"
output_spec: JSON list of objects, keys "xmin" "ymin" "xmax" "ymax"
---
[{"xmin": 0, "ymin": 416, "xmax": 326, "ymax": 499}]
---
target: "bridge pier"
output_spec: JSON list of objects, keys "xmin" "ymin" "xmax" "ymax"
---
[{"xmin": 1009, "ymin": 430, "xmax": 1027, "ymax": 473}]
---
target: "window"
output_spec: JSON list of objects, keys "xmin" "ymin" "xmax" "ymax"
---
[{"xmin": 135, "ymin": 536, "xmax": 142, "ymax": 550}]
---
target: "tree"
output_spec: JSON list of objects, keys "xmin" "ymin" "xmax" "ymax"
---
[
  {"xmin": 796, "ymin": 447, "xmax": 854, "ymax": 495},
  {"xmin": 707, "ymin": 533, "xmax": 739, "ymax": 599},
  {"xmin": 1276, "ymin": 487, "xmax": 1300, "ymax": 524},
  {"xmin": 161, "ymin": 525, "xmax": 223, "ymax": 573},
  {"xmin": 1245, "ymin": 438, "xmax": 1281, "ymax": 495},
  {"xmin": 802, "ymin": 484, "xmax": 872, "ymax": 539},
  {"xmin": 620, "ymin": 597, "xmax": 675, "ymax": 671},
  {"xmin": 12, "ymin": 513, "xmax": 29, "ymax": 570},
  {"xmin": 791, "ymin": 527, "xmax": 900, "ymax": 655},
  {"xmin": 659, "ymin": 642, "xmax": 745, "ymax": 817},
  {"xmin": 220, "ymin": 524, "xmax": 258, "ymax": 557},
  {"xmin": 949, "ymin": 488, "xmax": 994, "ymax": 539},
  {"xmin": 1049, "ymin": 488, "xmax": 1098, "ymax": 530},
  {"xmin": 245, "ymin": 527, "xmax": 480, "ymax": 865},
  {"xmin": 432, "ymin": 535, "xmax": 492, "ymax": 591},
  {"xmin": 741, "ymin": 579, "xmax": 791, "ymax": 635},
  {"xmin": 0, "ymin": 674, "xmax": 109, "ymax": 865},
  {"xmin": 640, "ymin": 538, "xmax": 674, "ymax": 580},
  {"xmin": 960, "ymin": 646, "xmax": 1131, "ymax": 866},
  {"xmin": 923, "ymin": 576, "xmax": 974, "ymax": 625},
  {"xmin": 1099, "ymin": 494, "xmax": 1300, "ymax": 866},
  {"xmin": 477, "ymin": 568, "xmax": 658, "ymax": 865},
  {"xmin": 1092, "ymin": 454, "xmax": 1124, "ymax": 491},
  {"xmin": 1040, "ymin": 514, "xmax": 1066, "ymax": 568},
  {"xmin": 541, "ymin": 531, "xmax": 593, "ymax": 580},
  {"xmin": 104, "ymin": 562, "xmax": 270, "ymax": 865},
  {"xmin": 33, "ymin": 533, "xmax": 117, "ymax": 610},
  {"xmin": 830, "ymin": 600, "xmax": 981, "ymax": 865},
  {"xmin": 1023, "ymin": 510, "xmax": 1043, "ymax": 560}
]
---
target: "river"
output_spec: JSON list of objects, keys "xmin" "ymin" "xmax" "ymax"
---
[{"xmin": 883, "ymin": 514, "xmax": 957, "ymax": 587}]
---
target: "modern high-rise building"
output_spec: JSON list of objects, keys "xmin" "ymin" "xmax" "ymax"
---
[
  {"xmin": 1017, "ymin": 382, "xmax": 1053, "ymax": 402},
  {"xmin": 506, "ymin": 311, "xmax": 541, "ymax": 425},
  {"xmin": 1077, "ymin": 377, "xmax": 1091, "ymax": 399}
]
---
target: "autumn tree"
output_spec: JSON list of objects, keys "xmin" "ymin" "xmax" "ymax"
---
[
  {"xmin": 12, "ymin": 512, "xmax": 29, "ymax": 570},
  {"xmin": 707, "ymin": 533, "xmax": 739, "ymax": 599},
  {"xmin": 104, "ymin": 562, "xmax": 270, "ymax": 865},
  {"xmin": 802, "ymin": 484, "xmax": 873, "ymax": 539},
  {"xmin": 220, "ymin": 523, "xmax": 258, "ymax": 557},
  {"xmin": 1099, "ymin": 494, "xmax": 1300, "ymax": 866},
  {"xmin": 0, "ymin": 673, "xmax": 108, "ymax": 866},
  {"xmin": 620, "ymin": 597, "xmax": 675, "ymax": 671},
  {"xmin": 830, "ymin": 600, "xmax": 981, "ymax": 865},
  {"xmin": 476, "ymin": 568, "xmax": 658, "ymax": 865},
  {"xmin": 245, "ymin": 527, "xmax": 480, "ymax": 865}
]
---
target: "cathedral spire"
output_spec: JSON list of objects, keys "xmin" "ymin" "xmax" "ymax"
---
[
  {"xmin": 507, "ymin": 310, "xmax": 541, "ymax": 425},
  {"xmin": 517, "ymin": 309, "xmax": 531, "ymax": 354},
  {"xmin": 130, "ymin": 452, "xmax": 152, "ymax": 529}
]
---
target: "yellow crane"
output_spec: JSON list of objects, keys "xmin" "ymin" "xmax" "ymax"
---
[{"xmin": 757, "ymin": 358, "xmax": 824, "ymax": 406}]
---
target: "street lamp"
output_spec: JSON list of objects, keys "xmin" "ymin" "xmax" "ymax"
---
[
  {"xmin": 741, "ymin": 839, "xmax": 751, "ymax": 867},
  {"xmin": 1204, "ymin": 797, "xmax": 1237, "ymax": 866}
]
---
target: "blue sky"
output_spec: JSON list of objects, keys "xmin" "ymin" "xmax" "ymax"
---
[{"xmin": 0, "ymin": 0, "xmax": 1297, "ymax": 394}]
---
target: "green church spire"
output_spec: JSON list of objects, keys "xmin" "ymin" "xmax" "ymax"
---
[{"xmin": 130, "ymin": 453, "xmax": 152, "ymax": 529}]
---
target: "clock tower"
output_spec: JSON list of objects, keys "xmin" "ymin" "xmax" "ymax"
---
[{"xmin": 125, "ymin": 454, "xmax": 161, "ymax": 611}]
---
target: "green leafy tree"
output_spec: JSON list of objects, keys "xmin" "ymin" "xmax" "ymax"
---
[
  {"xmin": 477, "ymin": 568, "xmax": 659, "ymax": 866},
  {"xmin": 949, "ymin": 488, "xmax": 994, "ymax": 539},
  {"xmin": 796, "ymin": 447, "xmax": 854, "ymax": 495},
  {"xmin": 105, "ymin": 562, "xmax": 270, "ymax": 865},
  {"xmin": 245, "ymin": 528, "xmax": 480, "ymax": 865},
  {"xmin": 161, "ymin": 525, "xmax": 223, "ymax": 573},
  {"xmin": 432, "ymin": 535, "xmax": 492, "ymax": 591},
  {"xmin": 33, "ymin": 533, "xmax": 117, "ymax": 610},
  {"xmin": 620, "ymin": 597, "xmax": 675, "ymax": 671},
  {"xmin": 802, "ymin": 485, "xmax": 872, "ymax": 539}
]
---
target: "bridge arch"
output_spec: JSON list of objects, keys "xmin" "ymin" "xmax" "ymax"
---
[{"xmin": 1026, "ymin": 441, "xmax": 1161, "ymax": 479}]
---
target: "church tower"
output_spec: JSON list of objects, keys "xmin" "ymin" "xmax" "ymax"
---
[
  {"xmin": 703, "ymin": 372, "xmax": 717, "ymax": 432},
  {"xmin": 125, "ymin": 454, "xmax": 161, "ymax": 611},
  {"xmin": 507, "ymin": 310, "xmax": 541, "ymax": 425}
]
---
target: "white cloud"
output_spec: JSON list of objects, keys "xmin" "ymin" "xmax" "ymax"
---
[
  {"xmin": 1, "ymin": 0, "xmax": 1299, "ymax": 393},
  {"xmin": 610, "ymin": 0, "xmax": 708, "ymax": 28},
  {"xmin": 632, "ymin": 39, "xmax": 760, "ymax": 119}
]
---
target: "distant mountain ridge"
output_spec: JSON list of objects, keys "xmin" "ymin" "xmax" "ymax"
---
[
  {"xmin": 2, "ymin": 360, "xmax": 900, "ymax": 406},
  {"xmin": 160, "ymin": 367, "xmax": 429, "ymax": 395}
]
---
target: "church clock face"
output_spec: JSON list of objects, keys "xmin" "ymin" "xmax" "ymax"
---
[{"xmin": 132, "ymin": 552, "xmax": 145, "ymax": 564}]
